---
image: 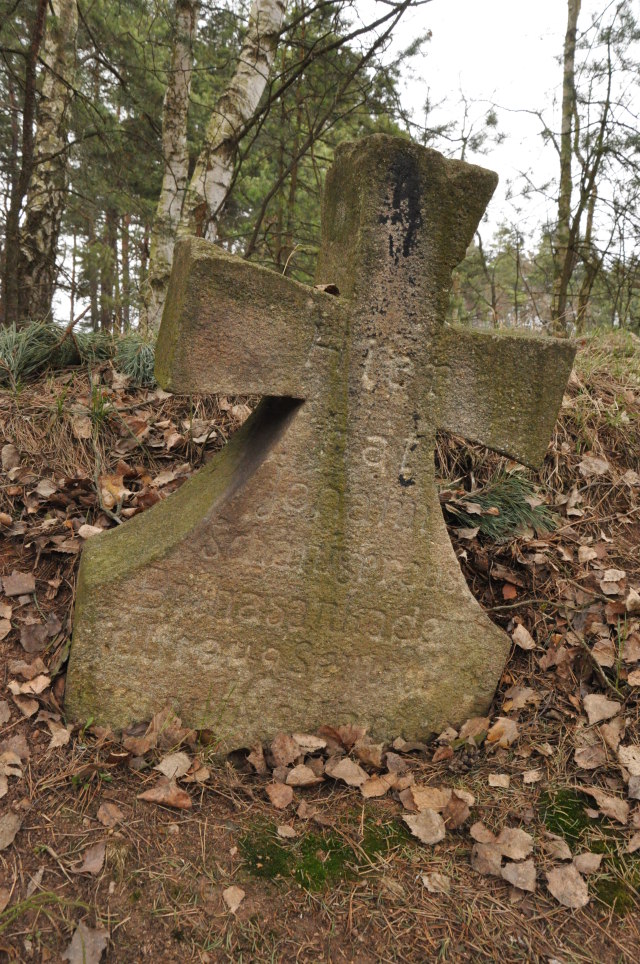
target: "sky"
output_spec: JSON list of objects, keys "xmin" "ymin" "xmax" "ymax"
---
[{"xmin": 379, "ymin": 0, "xmax": 616, "ymax": 242}]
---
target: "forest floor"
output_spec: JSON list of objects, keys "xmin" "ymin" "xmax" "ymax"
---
[{"xmin": 0, "ymin": 331, "xmax": 639, "ymax": 963}]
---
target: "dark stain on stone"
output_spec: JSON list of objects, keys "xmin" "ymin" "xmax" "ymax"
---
[
  {"xmin": 398, "ymin": 473, "xmax": 415, "ymax": 488},
  {"xmin": 380, "ymin": 155, "xmax": 423, "ymax": 266}
]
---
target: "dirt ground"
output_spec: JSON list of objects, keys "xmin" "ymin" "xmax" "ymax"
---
[{"xmin": 1, "ymin": 332, "xmax": 639, "ymax": 962}]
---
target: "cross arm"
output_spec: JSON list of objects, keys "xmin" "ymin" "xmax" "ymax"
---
[
  {"xmin": 436, "ymin": 326, "xmax": 576, "ymax": 468},
  {"xmin": 155, "ymin": 237, "xmax": 344, "ymax": 397}
]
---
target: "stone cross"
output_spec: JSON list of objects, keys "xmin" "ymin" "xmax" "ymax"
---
[{"xmin": 67, "ymin": 135, "xmax": 575, "ymax": 748}]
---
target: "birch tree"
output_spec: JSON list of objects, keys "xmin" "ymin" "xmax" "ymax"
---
[
  {"xmin": 551, "ymin": 0, "xmax": 581, "ymax": 334},
  {"xmin": 140, "ymin": 0, "xmax": 197, "ymax": 332},
  {"xmin": 178, "ymin": 0, "xmax": 287, "ymax": 242},
  {"xmin": 17, "ymin": 0, "xmax": 79, "ymax": 323}
]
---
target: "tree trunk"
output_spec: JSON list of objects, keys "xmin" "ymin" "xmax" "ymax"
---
[
  {"xmin": 1, "ymin": 0, "xmax": 48, "ymax": 325},
  {"xmin": 140, "ymin": 0, "xmax": 197, "ymax": 332},
  {"xmin": 17, "ymin": 0, "xmax": 79, "ymax": 323},
  {"xmin": 178, "ymin": 0, "xmax": 287, "ymax": 241},
  {"xmin": 121, "ymin": 214, "xmax": 131, "ymax": 331},
  {"xmin": 551, "ymin": 0, "xmax": 581, "ymax": 334}
]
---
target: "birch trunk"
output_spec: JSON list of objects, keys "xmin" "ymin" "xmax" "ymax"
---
[
  {"xmin": 17, "ymin": 0, "xmax": 78, "ymax": 323},
  {"xmin": 551, "ymin": 0, "xmax": 581, "ymax": 334},
  {"xmin": 178, "ymin": 0, "xmax": 287, "ymax": 241},
  {"xmin": 140, "ymin": 0, "xmax": 197, "ymax": 332}
]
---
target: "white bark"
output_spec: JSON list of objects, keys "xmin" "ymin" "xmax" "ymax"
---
[
  {"xmin": 141, "ymin": 0, "xmax": 197, "ymax": 331},
  {"xmin": 18, "ymin": 0, "xmax": 78, "ymax": 321},
  {"xmin": 178, "ymin": 0, "xmax": 287, "ymax": 241}
]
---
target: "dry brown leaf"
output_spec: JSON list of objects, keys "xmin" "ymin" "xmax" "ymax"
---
[
  {"xmin": 78, "ymin": 524, "xmax": 103, "ymax": 539},
  {"xmin": 628, "ymin": 776, "xmax": 640, "ymax": 801},
  {"xmin": 0, "ymin": 812, "xmax": 22, "ymax": 851},
  {"xmin": 627, "ymin": 832, "xmax": 640, "ymax": 853},
  {"xmin": 13, "ymin": 695, "xmax": 38, "ymax": 717},
  {"xmin": 523, "ymin": 769, "xmax": 543, "ymax": 785},
  {"xmin": 222, "ymin": 885, "xmax": 245, "ymax": 913},
  {"xmin": 541, "ymin": 832, "xmax": 572, "ymax": 861},
  {"xmin": 265, "ymin": 783, "xmax": 294, "ymax": 809},
  {"xmin": 401, "ymin": 785, "xmax": 451, "ymax": 813},
  {"xmin": 361, "ymin": 772, "xmax": 397, "ymax": 798},
  {"xmin": 48, "ymin": 722, "xmax": 72, "ymax": 749},
  {"xmin": 578, "ymin": 545, "xmax": 598, "ymax": 564},
  {"xmin": 276, "ymin": 824, "xmax": 297, "ymax": 839},
  {"xmin": 583, "ymin": 694, "xmax": 621, "ymax": 726},
  {"xmin": 574, "ymin": 744, "xmax": 607, "ymax": 770},
  {"xmin": 625, "ymin": 588, "xmax": 640, "ymax": 614},
  {"xmin": 628, "ymin": 669, "xmax": 640, "ymax": 686},
  {"xmin": 503, "ymin": 686, "xmax": 540, "ymax": 711},
  {"xmin": 501, "ymin": 858, "xmax": 536, "ymax": 892},
  {"xmin": 471, "ymin": 842, "xmax": 502, "ymax": 876},
  {"xmin": 324, "ymin": 756, "xmax": 368, "ymax": 787},
  {"xmin": 3, "ymin": 571, "xmax": 36, "ymax": 597},
  {"xmin": 512, "ymin": 624, "xmax": 536, "ymax": 650},
  {"xmin": 62, "ymin": 921, "xmax": 109, "ymax": 964},
  {"xmin": 601, "ymin": 717, "xmax": 625, "ymax": 751},
  {"xmin": 443, "ymin": 790, "xmax": 472, "ymax": 829},
  {"xmin": 583, "ymin": 787, "xmax": 629, "ymax": 825},
  {"xmin": 496, "ymin": 827, "xmax": 534, "ymax": 859},
  {"xmin": 573, "ymin": 852, "xmax": 602, "ymax": 874},
  {"xmin": 353, "ymin": 741, "xmax": 385, "ymax": 769},
  {"xmin": 578, "ymin": 455, "xmax": 609, "ymax": 478},
  {"xmin": 459, "ymin": 717, "xmax": 490, "ymax": 740},
  {"xmin": 96, "ymin": 802, "xmax": 123, "ymax": 828},
  {"xmin": 137, "ymin": 777, "xmax": 192, "ymax": 810},
  {"xmin": 286, "ymin": 764, "xmax": 323, "ymax": 787},
  {"xmin": 247, "ymin": 744, "xmax": 268, "ymax": 775},
  {"xmin": 0, "ymin": 619, "xmax": 10, "ymax": 642},
  {"xmin": 270, "ymin": 732, "xmax": 301, "ymax": 768},
  {"xmin": 154, "ymin": 751, "xmax": 191, "ymax": 780},
  {"xmin": 591, "ymin": 638, "xmax": 615, "ymax": 667},
  {"xmin": 470, "ymin": 821, "xmax": 497, "ymax": 844},
  {"xmin": 486, "ymin": 717, "xmax": 519, "ymax": 748},
  {"xmin": 546, "ymin": 864, "xmax": 589, "ymax": 908},
  {"xmin": 402, "ymin": 809, "xmax": 446, "ymax": 845},
  {"xmin": 421, "ymin": 872, "xmax": 451, "ymax": 894},
  {"xmin": 292, "ymin": 733, "xmax": 326, "ymax": 753},
  {"xmin": 488, "ymin": 773, "xmax": 510, "ymax": 789},
  {"xmin": 618, "ymin": 745, "xmax": 640, "ymax": 776},
  {"xmin": 72, "ymin": 841, "xmax": 106, "ymax": 876}
]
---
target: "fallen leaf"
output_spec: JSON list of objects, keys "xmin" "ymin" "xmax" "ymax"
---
[
  {"xmin": 78, "ymin": 524, "xmax": 103, "ymax": 539},
  {"xmin": 286, "ymin": 764, "xmax": 323, "ymax": 787},
  {"xmin": 628, "ymin": 669, "xmax": 640, "ymax": 686},
  {"xmin": 541, "ymin": 832, "xmax": 572, "ymax": 861},
  {"xmin": 625, "ymin": 588, "xmax": 640, "ymax": 614},
  {"xmin": 96, "ymin": 802, "xmax": 123, "ymax": 828},
  {"xmin": 222, "ymin": 885, "xmax": 245, "ymax": 913},
  {"xmin": 583, "ymin": 694, "xmax": 621, "ymax": 726},
  {"xmin": 601, "ymin": 717, "xmax": 625, "ymax": 752},
  {"xmin": 488, "ymin": 774, "xmax": 510, "ymax": 789},
  {"xmin": 618, "ymin": 745, "xmax": 640, "ymax": 776},
  {"xmin": 523, "ymin": 769, "xmax": 543, "ymax": 784},
  {"xmin": 421, "ymin": 872, "xmax": 450, "ymax": 894},
  {"xmin": 401, "ymin": 785, "xmax": 451, "ymax": 812},
  {"xmin": 470, "ymin": 821, "xmax": 497, "ymax": 844},
  {"xmin": 574, "ymin": 745, "xmax": 607, "ymax": 770},
  {"xmin": 471, "ymin": 842, "xmax": 502, "ymax": 876},
  {"xmin": 627, "ymin": 832, "xmax": 640, "ymax": 853},
  {"xmin": 512, "ymin": 624, "xmax": 536, "ymax": 650},
  {"xmin": 48, "ymin": 722, "xmax": 72, "ymax": 749},
  {"xmin": 270, "ymin": 732, "xmax": 300, "ymax": 768},
  {"xmin": 361, "ymin": 772, "xmax": 397, "ymax": 798},
  {"xmin": 486, "ymin": 718, "xmax": 519, "ymax": 748},
  {"xmin": 247, "ymin": 744, "xmax": 268, "ymax": 775},
  {"xmin": 353, "ymin": 740, "xmax": 385, "ymax": 769},
  {"xmin": 459, "ymin": 717, "xmax": 490, "ymax": 740},
  {"xmin": 154, "ymin": 751, "xmax": 191, "ymax": 780},
  {"xmin": 0, "ymin": 619, "xmax": 10, "ymax": 641},
  {"xmin": 0, "ymin": 702, "xmax": 10, "ymax": 724},
  {"xmin": 62, "ymin": 921, "xmax": 109, "ymax": 964},
  {"xmin": 3, "ymin": 571, "xmax": 35, "ymax": 597},
  {"xmin": 292, "ymin": 733, "xmax": 327, "ymax": 753},
  {"xmin": 71, "ymin": 414, "xmax": 93, "ymax": 440},
  {"xmin": 496, "ymin": 827, "xmax": 534, "ymax": 859},
  {"xmin": 276, "ymin": 824, "xmax": 297, "ymax": 839},
  {"xmin": 1, "ymin": 443, "xmax": 20, "ymax": 471},
  {"xmin": 265, "ymin": 783, "xmax": 294, "ymax": 809},
  {"xmin": 0, "ymin": 887, "xmax": 10, "ymax": 912},
  {"xmin": 13, "ymin": 695, "xmax": 38, "ymax": 717},
  {"xmin": 403, "ymin": 809, "xmax": 446, "ymax": 845},
  {"xmin": 72, "ymin": 841, "xmax": 106, "ymax": 876},
  {"xmin": 583, "ymin": 787, "xmax": 629, "ymax": 825},
  {"xmin": 546, "ymin": 864, "xmax": 589, "ymax": 909},
  {"xmin": 443, "ymin": 790, "xmax": 472, "ymax": 829},
  {"xmin": 628, "ymin": 776, "xmax": 640, "ymax": 801},
  {"xmin": 501, "ymin": 858, "xmax": 536, "ymax": 892},
  {"xmin": 324, "ymin": 756, "xmax": 368, "ymax": 787},
  {"xmin": 578, "ymin": 545, "xmax": 598, "ymax": 564},
  {"xmin": 19, "ymin": 623, "xmax": 48, "ymax": 654},
  {"xmin": 573, "ymin": 852, "xmax": 602, "ymax": 874},
  {"xmin": 0, "ymin": 812, "xmax": 22, "ymax": 851},
  {"xmin": 137, "ymin": 777, "xmax": 192, "ymax": 810},
  {"xmin": 578, "ymin": 455, "xmax": 609, "ymax": 478}
]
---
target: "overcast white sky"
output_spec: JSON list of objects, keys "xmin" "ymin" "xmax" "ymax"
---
[{"xmin": 384, "ymin": 0, "xmax": 616, "ymax": 241}]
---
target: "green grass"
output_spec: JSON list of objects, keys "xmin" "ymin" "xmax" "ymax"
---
[{"xmin": 443, "ymin": 472, "xmax": 556, "ymax": 542}]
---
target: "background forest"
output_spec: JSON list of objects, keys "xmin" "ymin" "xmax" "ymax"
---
[{"xmin": 0, "ymin": 0, "xmax": 639, "ymax": 344}]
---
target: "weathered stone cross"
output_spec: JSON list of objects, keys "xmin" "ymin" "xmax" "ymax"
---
[{"xmin": 67, "ymin": 135, "xmax": 575, "ymax": 748}]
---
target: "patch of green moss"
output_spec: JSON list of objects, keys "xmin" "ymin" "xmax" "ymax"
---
[
  {"xmin": 539, "ymin": 789, "xmax": 592, "ymax": 844},
  {"xmin": 239, "ymin": 816, "xmax": 409, "ymax": 891},
  {"xmin": 595, "ymin": 876, "xmax": 638, "ymax": 915}
]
